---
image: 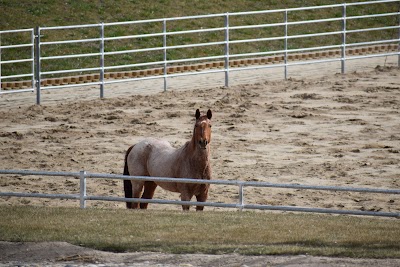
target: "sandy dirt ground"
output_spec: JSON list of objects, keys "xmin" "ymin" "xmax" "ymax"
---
[
  {"xmin": 0, "ymin": 56, "xmax": 399, "ymax": 266},
  {"xmin": 0, "ymin": 57, "xmax": 399, "ymax": 212}
]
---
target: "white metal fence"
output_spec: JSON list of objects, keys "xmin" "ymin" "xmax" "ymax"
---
[
  {"xmin": 0, "ymin": 0, "xmax": 399, "ymax": 104},
  {"xmin": 0, "ymin": 28, "xmax": 35, "ymax": 94},
  {"xmin": 0, "ymin": 169, "xmax": 399, "ymax": 218}
]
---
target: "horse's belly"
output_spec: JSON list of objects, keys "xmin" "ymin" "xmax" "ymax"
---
[{"xmin": 157, "ymin": 181, "xmax": 180, "ymax": 193}]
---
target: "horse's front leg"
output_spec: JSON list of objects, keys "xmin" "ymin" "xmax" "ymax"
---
[
  {"xmin": 180, "ymin": 191, "xmax": 193, "ymax": 211},
  {"xmin": 195, "ymin": 188, "xmax": 209, "ymax": 211}
]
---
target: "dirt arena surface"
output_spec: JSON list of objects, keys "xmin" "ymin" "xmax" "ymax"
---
[
  {"xmin": 0, "ymin": 57, "xmax": 399, "ymax": 212},
  {"xmin": 0, "ymin": 57, "xmax": 399, "ymax": 266}
]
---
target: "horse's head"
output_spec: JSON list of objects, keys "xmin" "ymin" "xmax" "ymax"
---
[{"xmin": 194, "ymin": 109, "xmax": 212, "ymax": 150}]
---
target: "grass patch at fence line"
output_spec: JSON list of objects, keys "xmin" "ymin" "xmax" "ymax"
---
[{"xmin": 0, "ymin": 205, "xmax": 399, "ymax": 258}]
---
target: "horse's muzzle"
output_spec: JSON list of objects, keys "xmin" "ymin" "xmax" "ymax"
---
[{"xmin": 198, "ymin": 139, "xmax": 209, "ymax": 149}]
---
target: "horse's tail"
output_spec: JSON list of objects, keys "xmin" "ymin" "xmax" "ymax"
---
[{"xmin": 123, "ymin": 145, "xmax": 135, "ymax": 209}]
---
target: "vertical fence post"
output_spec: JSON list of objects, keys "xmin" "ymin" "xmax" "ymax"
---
[
  {"xmin": 34, "ymin": 26, "xmax": 41, "ymax": 105},
  {"xmin": 100, "ymin": 23, "xmax": 105, "ymax": 99},
  {"xmin": 224, "ymin": 13, "xmax": 230, "ymax": 88},
  {"xmin": 163, "ymin": 19, "xmax": 167, "ymax": 92},
  {"xmin": 284, "ymin": 9, "xmax": 288, "ymax": 80},
  {"xmin": 0, "ymin": 33, "xmax": 2, "ymax": 93},
  {"xmin": 31, "ymin": 29, "xmax": 35, "ymax": 91},
  {"xmin": 398, "ymin": 2, "xmax": 400, "ymax": 68},
  {"xmin": 79, "ymin": 170, "xmax": 87, "ymax": 208},
  {"xmin": 238, "ymin": 182, "xmax": 244, "ymax": 211},
  {"xmin": 341, "ymin": 4, "xmax": 347, "ymax": 74}
]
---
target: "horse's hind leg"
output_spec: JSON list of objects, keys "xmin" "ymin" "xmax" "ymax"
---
[
  {"xmin": 123, "ymin": 180, "xmax": 144, "ymax": 209},
  {"xmin": 140, "ymin": 181, "xmax": 157, "ymax": 209},
  {"xmin": 129, "ymin": 181, "xmax": 145, "ymax": 209}
]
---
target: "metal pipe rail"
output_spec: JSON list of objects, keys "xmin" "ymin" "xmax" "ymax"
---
[{"xmin": 0, "ymin": 169, "xmax": 399, "ymax": 218}]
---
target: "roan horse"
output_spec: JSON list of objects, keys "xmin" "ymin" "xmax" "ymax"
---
[{"xmin": 123, "ymin": 109, "xmax": 212, "ymax": 211}]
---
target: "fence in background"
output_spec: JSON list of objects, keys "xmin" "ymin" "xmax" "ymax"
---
[
  {"xmin": 0, "ymin": 0, "xmax": 399, "ymax": 104},
  {"xmin": 0, "ymin": 28, "xmax": 35, "ymax": 94},
  {"xmin": 0, "ymin": 169, "xmax": 399, "ymax": 218}
]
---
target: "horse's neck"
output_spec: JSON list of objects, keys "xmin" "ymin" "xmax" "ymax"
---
[
  {"xmin": 182, "ymin": 139, "xmax": 211, "ymax": 163},
  {"xmin": 178, "ymin": 140, "xmax": 211, "ymax": 179}
]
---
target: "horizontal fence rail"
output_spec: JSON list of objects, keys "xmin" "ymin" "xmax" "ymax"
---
[
  {"xmin": 0, "ymin": 0, "xmax": 399, "ymax": 103},
  {"xmin": 0, "ymin": 169, "xmax": 399, "ymax": 218}
]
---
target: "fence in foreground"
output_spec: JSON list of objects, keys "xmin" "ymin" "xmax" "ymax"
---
[
  {"xmin": 0, "ymin": 0, "xmax": 399, "ymax": 104},
  {"xmin": 0, "ymin": 169, "xmax": 399, "ymax": 218}
]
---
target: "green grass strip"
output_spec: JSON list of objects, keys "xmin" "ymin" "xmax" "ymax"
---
[{"xmin": 0, "ymin": 206, "xmax": 399, "ymax": 258}]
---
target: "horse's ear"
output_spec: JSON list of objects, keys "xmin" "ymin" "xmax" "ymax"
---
[
  {"xmin": 207, "ymin": 109, "xmax": 212, "ymax": 120},
  {"xmin": 195, "ymin": 109, "xmax": 201, "ymax": 119}
]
